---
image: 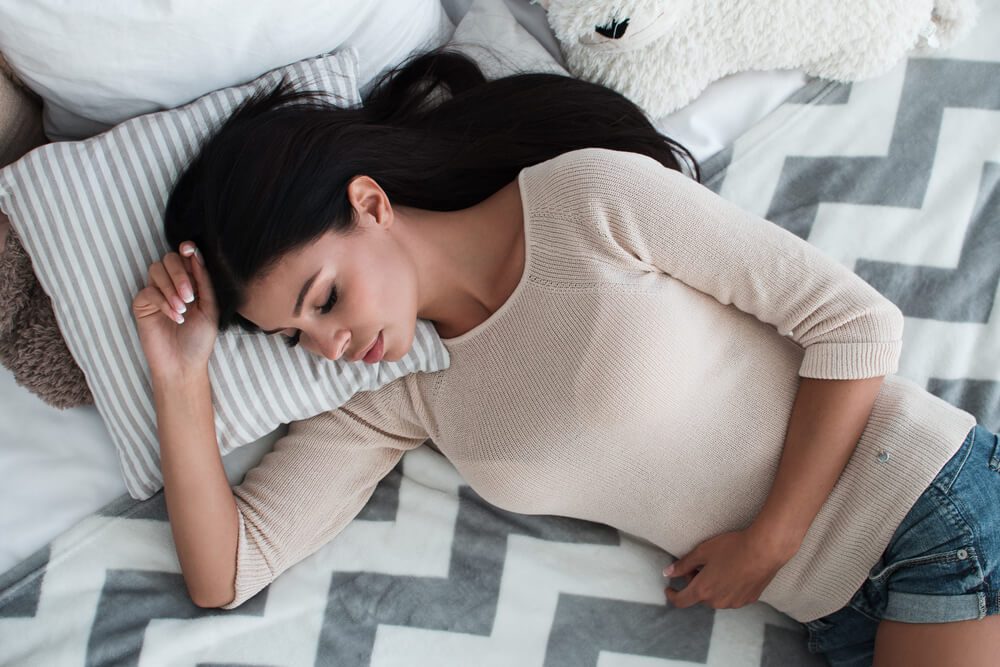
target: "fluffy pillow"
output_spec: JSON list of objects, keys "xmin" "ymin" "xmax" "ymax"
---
[
  {"xmin": 0, "ymin": 49, "xmax": 450, "ymax": 500},
  {"xmin": 447, "ymin": 0, "xmax": 569, "ymax": 79},
  {"xmin": 0, "ymin": 0, "xmax": 453, "ymax": 140}
]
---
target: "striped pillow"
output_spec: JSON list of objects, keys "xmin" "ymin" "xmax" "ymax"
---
[{"xmin": 0, "ymin": 49, "xmax": 450, "ymax": 500}]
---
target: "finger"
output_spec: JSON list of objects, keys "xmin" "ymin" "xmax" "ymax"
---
[
  {"xmin": 665, "ymin": 583, "xmax": 700, "ymax": 609},
  {"xmin": 666, "ymin": 551, "xmax": 702, "ymax": 578},
  {"xmin": 148, "ymin": 262, "xmax": 188, "ymax": 319},
  {"xmin": 162, "ymin": 252, "xmax": 195, "ymax": 306},
  {"xmin": 181, "ymin": 243, "xmax": 217, "ymax": 312},
  {"xmin": 134, "ymin": 285, "xmax": 184, "ymax": 324}
]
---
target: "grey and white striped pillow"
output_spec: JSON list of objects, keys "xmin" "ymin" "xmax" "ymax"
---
[{"xmin": 0, "ymin": 49, "xmax": 449, "ymax": 500}]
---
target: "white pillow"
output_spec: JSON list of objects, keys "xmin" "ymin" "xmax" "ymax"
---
[
  {"xmin": 0, "ymin": 0, "xmax": 454, "ymax": 141},
  {"xmin": 0, "ymin": 49, "xmax": 450, "ymax": 500},
  {"xmin": 447, "ymin": 0, "xmax": 569, "ymax": 79}
]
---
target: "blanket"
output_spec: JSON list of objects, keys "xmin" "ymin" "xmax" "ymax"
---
[{"xmin": 1, "ymin": 4, "xmax": 997, "ymax": 664}]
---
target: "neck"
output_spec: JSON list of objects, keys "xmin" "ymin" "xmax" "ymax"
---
[{"xmin": 395, "ymin": 179, "xmax": 523, "ymax": 336}]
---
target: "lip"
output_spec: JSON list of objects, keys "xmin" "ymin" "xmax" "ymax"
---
[{"xmin": 354, "ymin": 331, "xmax": 381, "ymax": 362}]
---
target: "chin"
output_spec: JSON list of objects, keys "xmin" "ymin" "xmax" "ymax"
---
[{"xmin": 390, "ymin": 322, "xmax": 418, "ymax": 361}]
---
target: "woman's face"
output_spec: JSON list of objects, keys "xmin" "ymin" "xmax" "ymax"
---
[{"xmin": 237, "ymin": 178, "xmax": 420, "ymax": 363}]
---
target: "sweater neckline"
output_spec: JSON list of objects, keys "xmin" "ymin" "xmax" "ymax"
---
[{"xmin": 438, "ymin": 167, "xmax": 533, "ymax": 346}]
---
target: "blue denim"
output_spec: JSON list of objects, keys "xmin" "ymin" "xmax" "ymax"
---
[{"xmin": 803, "ymin": 423, "xmax": 1000, "ymax": 666}]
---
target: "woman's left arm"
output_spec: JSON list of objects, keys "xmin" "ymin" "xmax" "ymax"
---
[
  {"xmin": 664, "ymin": 375, "xmax": 885, "ymax": 611},
  {"xmin": 570, "ymin": 150, "xmax": 907, "ymax": 610}
]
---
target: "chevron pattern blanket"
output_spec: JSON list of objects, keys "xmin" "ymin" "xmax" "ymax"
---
[{"xmin": 1, "ymin": 4, "xmax": 997, "ymax": 665}]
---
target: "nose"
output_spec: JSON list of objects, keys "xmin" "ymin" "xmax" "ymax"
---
[
  {"xmin": 595, "ymin": 17, "xmax": 629, "ymax": 39},
  {"xmin": 316, "ymin": 330, "xmax": 350, "ymax": 361}
]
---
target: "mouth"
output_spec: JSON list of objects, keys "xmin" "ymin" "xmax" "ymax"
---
[{"xmin": 357, "ymin": 330, "xmax": 384, "ymax": 364}]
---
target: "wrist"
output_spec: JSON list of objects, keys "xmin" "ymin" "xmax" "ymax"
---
[
  {"xmin": 151, "ymin": 363, "xmax": 209, "ymax": 389},
  {"xmin": 746, "ymin": 519, "xmax": 803, "ymax": 562}
]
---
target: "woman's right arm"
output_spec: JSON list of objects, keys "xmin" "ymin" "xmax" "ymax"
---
[
  {"xmin": 152, "ymin": 364, "xmax": 239, "ymax": 608},
  {"xmin": 135, "ymin": 241, "xmax": 429, "ymax": 610}
]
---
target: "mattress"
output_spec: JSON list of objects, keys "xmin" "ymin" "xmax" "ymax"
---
[{"xmin": 0, "ymin": 0, "xmax": 811, "ymax": 577}]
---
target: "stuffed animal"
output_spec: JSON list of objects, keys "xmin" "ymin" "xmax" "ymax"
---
[{"xmin": 530, "ymin": 0, "xmax": 980, "ymax": 118}]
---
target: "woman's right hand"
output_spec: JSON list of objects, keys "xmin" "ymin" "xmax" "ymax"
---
[{"xmin": 132, "ymin": 241, "xmax": 219, "ymax": 377}]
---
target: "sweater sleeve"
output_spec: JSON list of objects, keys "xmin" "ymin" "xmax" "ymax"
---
[
  {"xmin": 579, "ymin": 148, "xmax": 904, "ymax": 380},
  {"xmin": 220, "ymin": 378, "xmax": 428, "ymax": 609}
]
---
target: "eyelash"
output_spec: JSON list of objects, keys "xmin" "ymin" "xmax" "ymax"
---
[{"xmin": 283, "ymin": 287, "xmax": 337, "ymax": 348}]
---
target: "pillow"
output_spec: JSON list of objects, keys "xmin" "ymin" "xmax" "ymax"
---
[
  {"xmin": 0, "ymin": 48, "xmax": 450, "ymax": 500},
  {"xmin": 0, "ymin": 0, "xmax": 454, "ymax": 141},
  {"xmin": 446, "ymin": 0, "xmax": 570, "ymax": 79},
  {"xmin": 443, "ymin": 0, "xmax": 808, "ymax": 164}
]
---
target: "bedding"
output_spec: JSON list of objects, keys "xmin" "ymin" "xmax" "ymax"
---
[
  {"xmin": 0, "ymin": 0, "xmax": 453, "ymax": 141},
  {"xmin": 0, "ymin": 0, "xmax": 813, "ymax": 577},
  {"xmin": 0, "ymin": 49, "xmax": 451, "ymax": 501},
  {"xmin": 2, "ymin": 2, "xmax": 997, "ymax": 665}
]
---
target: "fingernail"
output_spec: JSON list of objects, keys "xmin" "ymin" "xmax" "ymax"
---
[
  {"xmin": 173, "ymin": 299, "xmax": 186, "ymax": 314},
  {"xmin": 194, "ymin": 248, "xmax": 204, "ymax": 266},
  {"xmin": 175, "ymin": 313, "xmax": 184, "ymax": 324},
  {"xmin": 663, "ymin": 565, "xmax": 674, "ymax": 577},
  {"xmin": 180, "ymin": 285, "xmax": 194, "ymax": 303}
]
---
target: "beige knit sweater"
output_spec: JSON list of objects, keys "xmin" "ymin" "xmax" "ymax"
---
[{"xmin": 221, "ymin": 147, "xmax": 977, "ymax": 623}]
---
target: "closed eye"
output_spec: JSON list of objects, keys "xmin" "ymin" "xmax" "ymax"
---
[{"xmin": 281, "ymin": 286, "xmax": 338, "ymax": 348}]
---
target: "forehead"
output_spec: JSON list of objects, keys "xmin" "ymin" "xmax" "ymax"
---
[{"xmin": 240, "ymin": 230, "xmax": 350, "ymax": 324}]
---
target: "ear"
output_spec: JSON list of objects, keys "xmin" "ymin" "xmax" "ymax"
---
[{"xmin": 346, "ymin": 175, "xmax": 394, "ymax": 230}]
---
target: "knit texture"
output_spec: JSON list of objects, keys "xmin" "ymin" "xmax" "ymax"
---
[{"xmin": 221, "ymin": 148, "xmax": 977, "ymax": 622}]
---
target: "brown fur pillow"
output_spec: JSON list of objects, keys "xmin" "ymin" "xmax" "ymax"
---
[{"xmin": 0, "ymin": 53, "xmax": 93, "ymax": 408}]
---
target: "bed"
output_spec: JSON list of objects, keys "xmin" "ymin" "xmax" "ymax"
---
[{"xmin": 1, "ymin": 0, "xmax": 997, "ymax": 665}]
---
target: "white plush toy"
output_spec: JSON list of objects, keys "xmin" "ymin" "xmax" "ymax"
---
[{"xmin": 531, "ymin": 0, "xmax": 979, "ymax": 118}]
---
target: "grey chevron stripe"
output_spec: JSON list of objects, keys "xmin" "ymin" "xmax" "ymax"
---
[
  {"xmin": 0, "ymin": 546, "xmax": 49, "ymax": 618},
  {"xmin": 315, "ymin": 482, "xmax": 625, "ymax": 666},
  {"xmin": 544, "ymin": 593, "xmax": 716, "ymax": 665},
  {"xmin": 86, "ymin": 570, "xmax": 267, "ymax": 667},
  {"xmin": 765, "ymin": 60, "xmax": 1000, "ymax": 238},
  {"xmin": 855, "ymin": 161, "xmax": 1000, "ymax": 322},
  {"xmin": 707, "ymin": 57, "xmax": 1000, "ymax": 430}
]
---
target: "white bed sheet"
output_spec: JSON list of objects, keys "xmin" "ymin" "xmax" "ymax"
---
[{"xmin": 0, "ymin": 0, "xmax": 807, "ymax": 575}]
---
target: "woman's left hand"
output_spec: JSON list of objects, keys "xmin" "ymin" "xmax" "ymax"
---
[{"xmin": 663, "ymin": 528, "xmax": 796, "ymax": 610}]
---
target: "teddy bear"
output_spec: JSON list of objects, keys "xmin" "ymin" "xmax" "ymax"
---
[{"xmin": 530, "ymin": 0, "xmax": 980, "ymax": 119}]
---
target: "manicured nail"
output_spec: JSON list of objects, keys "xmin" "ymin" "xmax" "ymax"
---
[
  {"xmin": 180, "ymin": 285, "xmax": 194, "ymax": 303},
  {"xmin": 175, "ymin": 313, "xmax": 184, "ymax": 324},
  {"xmin": 663, "ymin": 564, "xmax": 674, "ymax": 577},
  {"xmin": 173, "ymin": 298, "xmax": 186, "ymax": 314},
  {"xmin": 194, "ymin": 248, "xmax": 204, "ymax": 266}
]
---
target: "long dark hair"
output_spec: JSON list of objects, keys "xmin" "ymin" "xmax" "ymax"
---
[{"xmin": 164, "ymin": 45, "xmax": 699, "ymax": 334}]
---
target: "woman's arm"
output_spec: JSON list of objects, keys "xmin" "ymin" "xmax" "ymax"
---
[
  {"xmin": 152, "ymin": 365, "xmax": 239, "ymax": 608},
  {"xmin": 747, "ymin": 375, "xmax": 887, "ymax": 558}
]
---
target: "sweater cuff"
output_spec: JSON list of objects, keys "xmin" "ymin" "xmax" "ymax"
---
[
  {"xmin": 219, "ymin": 508, "xmax": 271, "ymax": 610},
  {"xmin": 798, "ymin": 340, "xmax": 902, "ymax": 380}
]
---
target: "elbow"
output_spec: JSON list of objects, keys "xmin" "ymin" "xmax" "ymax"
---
[
  {"xmin": 188, "ymin": 584, "xmax": 236, "ymax": 609},
  {"xmin": 884, "ymin": 301, "xmax": 905, "ymax": 340}
]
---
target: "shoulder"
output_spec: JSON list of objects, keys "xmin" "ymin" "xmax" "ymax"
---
[
  {"xmin": 519, "ymin": 149, "xmax": 687, "ymax": 280},
  {"xmin": 523, "ymin": 147, "xmax": 688, "ymax": 208},
  {"xmin": 528, "ymin": 146, "xmax": 660, "ymax": 179}
]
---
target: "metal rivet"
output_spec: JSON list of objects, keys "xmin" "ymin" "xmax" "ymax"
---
[
  {"xmin": 877, "ymin": 450, "xmax": 891, "ymax": 463},
  {"xmin": 957, "ymin": 549, "xmax": 969, "ymax": 560}
]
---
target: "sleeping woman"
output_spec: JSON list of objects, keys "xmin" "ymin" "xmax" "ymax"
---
[{"xmin": 131, "ymin": 46, "xmax": 1000, "ymax": 667}]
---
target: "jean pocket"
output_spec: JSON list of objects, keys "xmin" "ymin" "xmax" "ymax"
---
[
  {"xmin": 867, "ymin": 545, "xmax": 984, "ymax": 598},
  {"xmin": 986, "ymin": 427, "xmax": 1000, "ymax": 474}
]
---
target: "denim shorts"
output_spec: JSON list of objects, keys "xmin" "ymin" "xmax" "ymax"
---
[{"xmin": 803, "ymin": 423, "xmax": 1000, "ymax": 667}]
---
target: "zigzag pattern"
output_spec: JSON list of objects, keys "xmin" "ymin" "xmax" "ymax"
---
[
  {"xmin": 0, "ymin": 449, "xmax": 812, "ymax": 666},
  {"xmin": 706, "ymin": 47, "xmax": 1000, "ymax": 428},
  {"xmin": 4, "ymin": 7, "xmax": 1000, "ymax": 665}
]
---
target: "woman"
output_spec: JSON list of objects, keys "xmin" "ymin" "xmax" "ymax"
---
[{"xmin": 131, "ymin": 46, "xmax": 999, "ymax": 665}]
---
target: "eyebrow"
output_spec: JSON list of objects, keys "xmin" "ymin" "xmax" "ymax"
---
[{"xmin": 260, "ymin": 269, "xmax": 321, "ymax": 335}]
